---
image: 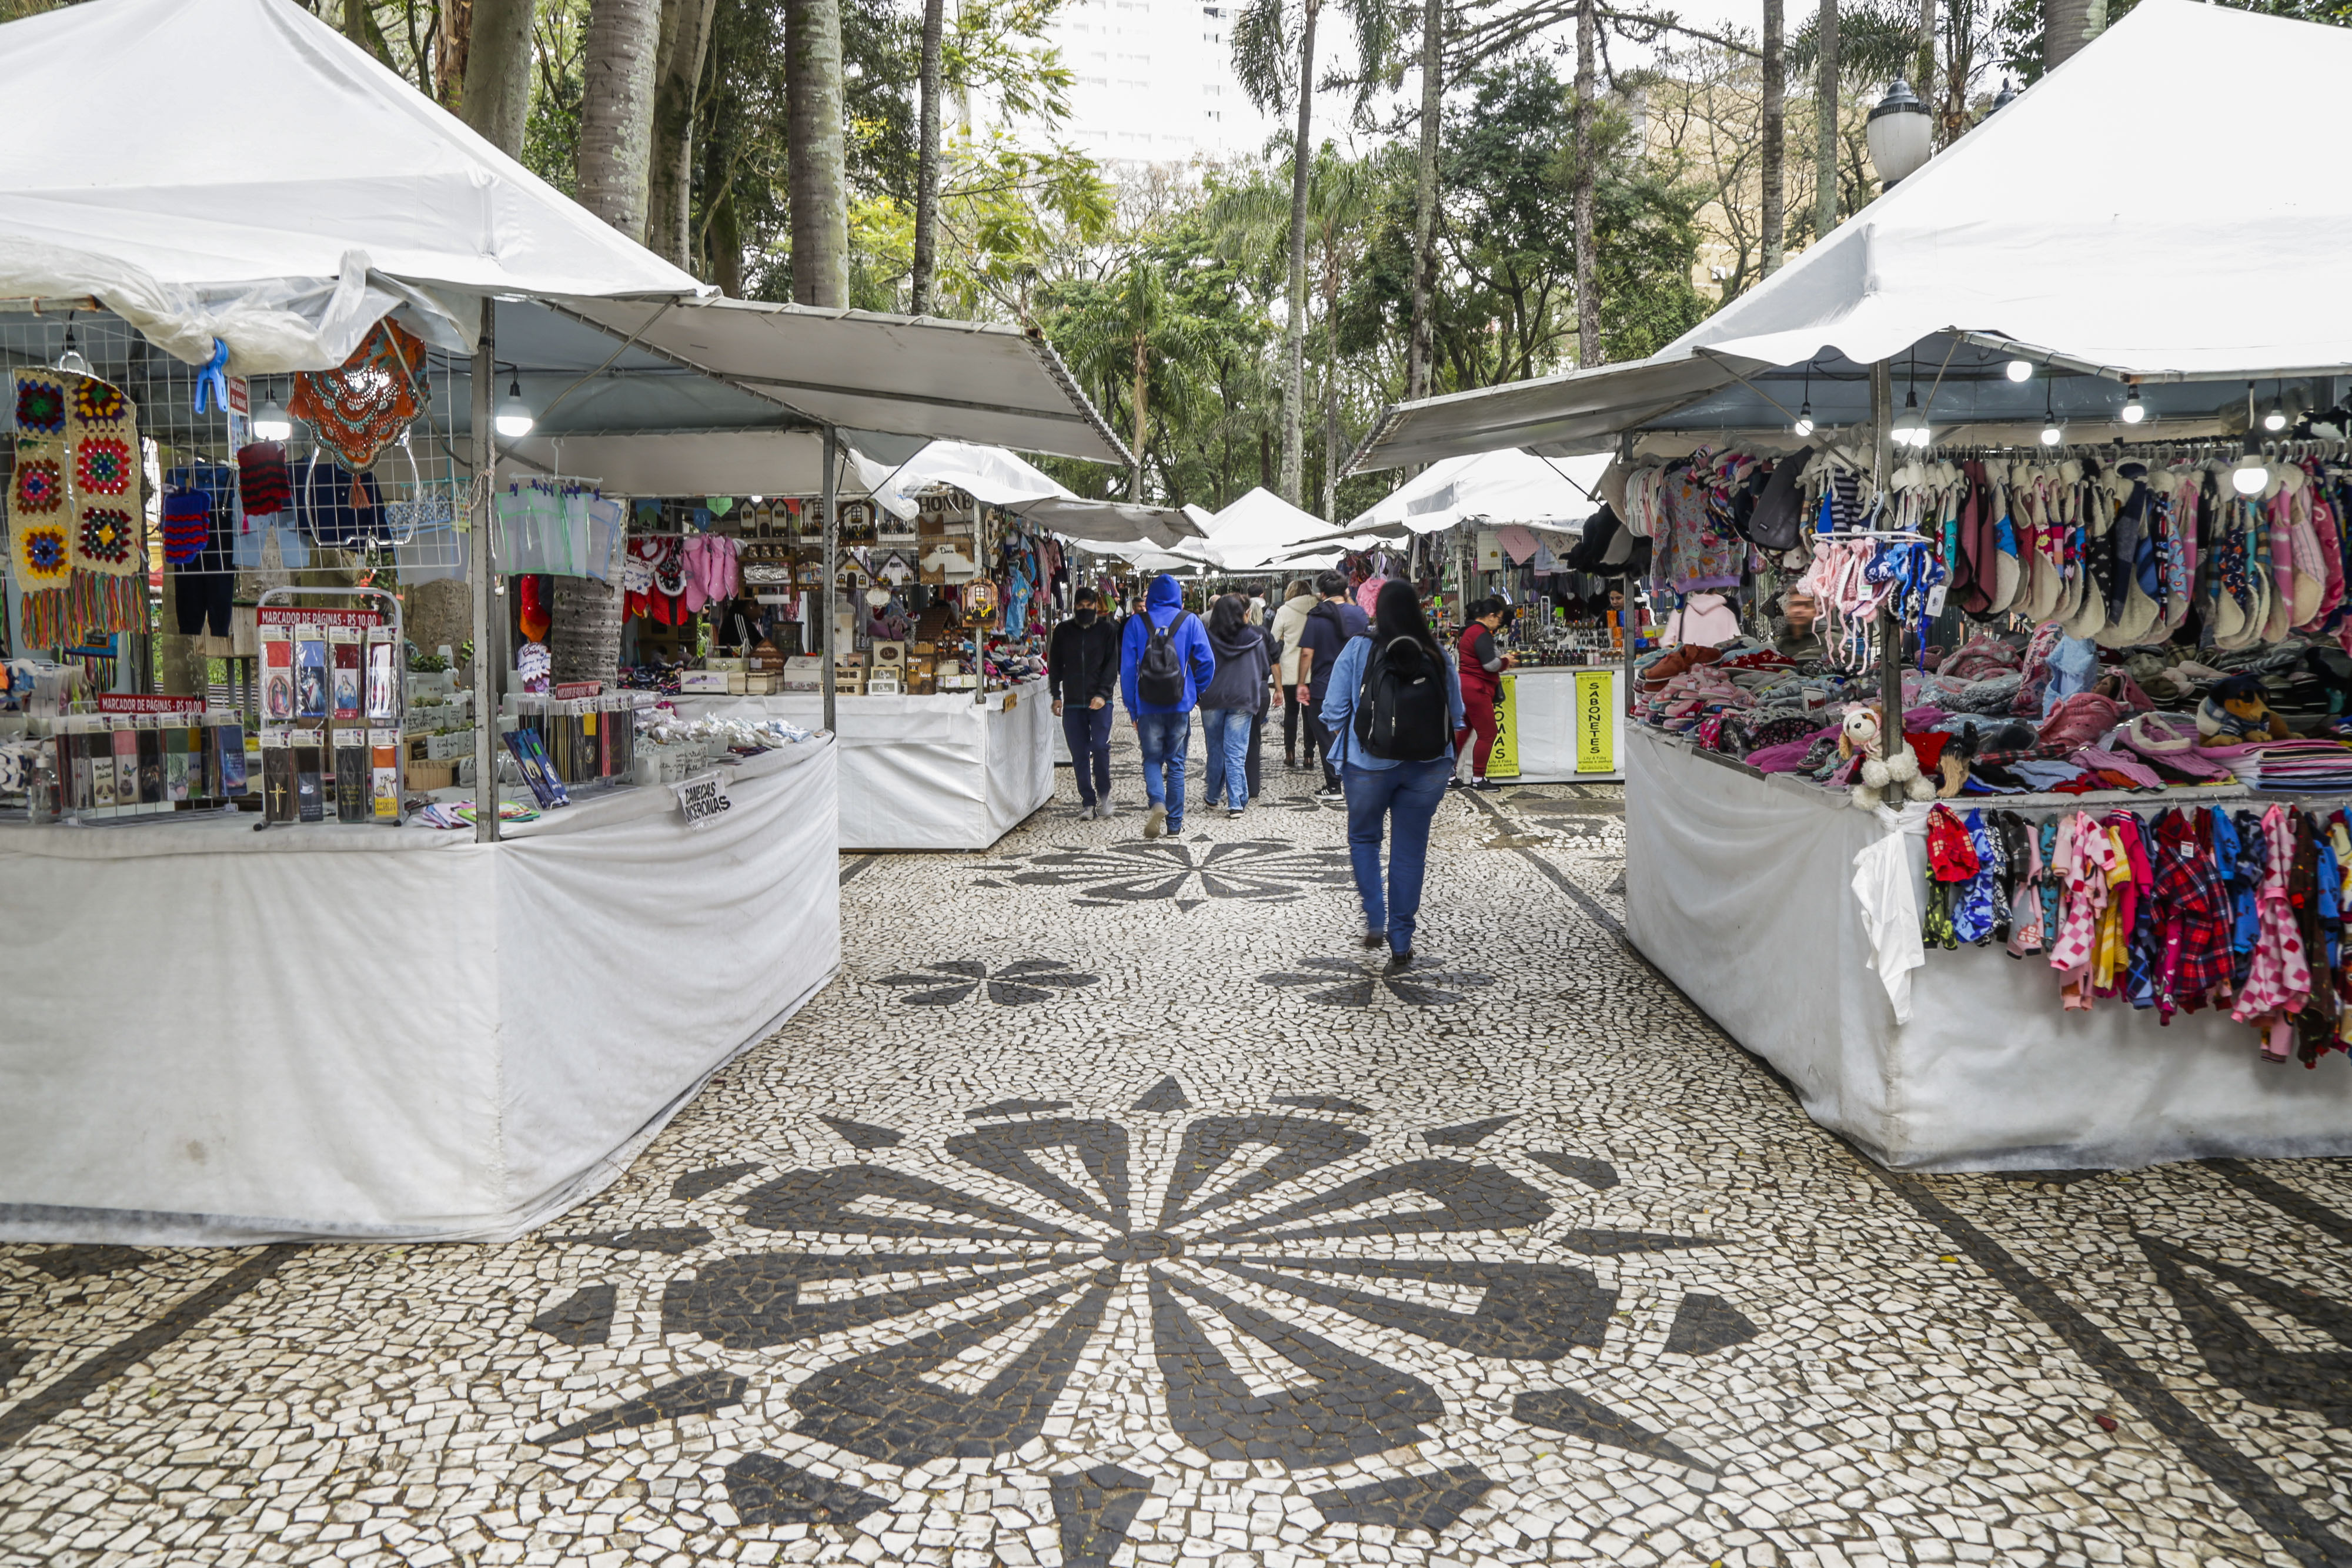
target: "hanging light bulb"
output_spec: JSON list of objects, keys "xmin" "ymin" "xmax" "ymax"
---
[
  {"xmin": 2263, "ymin": 396, "xmax": 2288, "ymax": 433},
  {"xmin": 1792, "ymin": 401, "xmax": 1815, "ymax": 439},
  {"xmin": 2039, "ymin": 385, "xmax": 2063, "ymax": 446},
  {"xmin": 1893, "ymin": 385, "xmax": 1931, "ymax": 448},
  {"xmin": 2120, "ymin": 386, "xmax": 2146, "ymax": 425},
  {"xmin": 495, "ymin": 375, "xmax": 534, "ymax": 439},
  {"xmin": 2233, "ymin": 434, "xmax": 2270, "ymax": 497},
  {"xmin": 2005, "ymin": 357, "xmax": 2034, "ymax": 382},
  {"xmin": 253, "ymin": 382, "xmax": 293, "ymax": 442}
]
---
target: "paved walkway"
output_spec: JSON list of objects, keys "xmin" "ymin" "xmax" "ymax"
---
[{"xmin": 5, "ymin": 736, "xmax": 2352, "ymax": 1568}]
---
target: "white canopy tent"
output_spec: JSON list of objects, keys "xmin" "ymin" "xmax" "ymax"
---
[
  {"xmin": 0, "ymin": 0, "xmax": 706, "ymax": 373},
  {"xmin": 1352, "ymin": 449, "xmax": 1611, "ymax": 531},
  {"xmin": 1349, "ymin": 0, "xmax": 2352, "ymax": 471}
]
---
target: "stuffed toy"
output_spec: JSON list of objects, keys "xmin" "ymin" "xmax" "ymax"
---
[
  {"xmin": 2197, "ymin": 673, "xmax": 2290, "ymax": 742},
  {"xmin": 1840, "ymin": 706, "xmax": 1936, "ymax": 810}
]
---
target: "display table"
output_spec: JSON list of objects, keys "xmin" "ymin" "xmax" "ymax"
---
[
  {"xmin": 0, "ymin": 739, "xmax": 841, "ymax": 1244},
  {"xmin": 1495, "ymin": 666, "xmax": 1625, "ymax": 783},
  {"xmin": 1623, "ymin": 726, "xmax": 2352, "ymax": 1171},
  {"xmin": 674, "ymin": 678, "xmax": 1053, "ymax": 851}
]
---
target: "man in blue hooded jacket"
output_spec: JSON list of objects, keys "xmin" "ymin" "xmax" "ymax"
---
[{"xmin": 1119, "ymin": 573, "xmax": 1217, "ymax": 839}]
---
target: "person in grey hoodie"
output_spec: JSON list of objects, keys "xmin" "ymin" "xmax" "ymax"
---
[{"xmin": 1198, "ymin": 593, "xmax": 1271, "ymax": 818}]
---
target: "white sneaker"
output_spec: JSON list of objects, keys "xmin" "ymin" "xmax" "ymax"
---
[
  {"xmin": 1097, "ymin": 798, "xmax": 1116, "ymax": 818},
  {"xmin": 1144, "ymin": 805, "xmax": 1166, "ymax": 839}
]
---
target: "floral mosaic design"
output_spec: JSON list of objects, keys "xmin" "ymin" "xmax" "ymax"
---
[
  {"xmin": 76, "ymin": 507, "xmax": 136, "ymax": 566},
  {"xmin": 1259, "ymin": 954, "xmax": 1498, "ymax": 1007},
  {"xmin": 533, "ymin": 1092, "xmax": 1763, "ymax": 1555},
  {"xmin": 991, "ymin": 837, "xmax": 1352, "ymax": 908},
  {"xmin": 874, "ymin": 958, "xmax": 1101, "ymax": 1007},
  {"xmin": 71, "ymin": 377, "xmax": 125, "ymax": 423},
  {"xmin": 14, "ymin": 375, "xmax": 65, "ymax": 434}
]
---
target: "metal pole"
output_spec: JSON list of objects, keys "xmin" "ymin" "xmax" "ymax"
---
[
  {"xmin": 973, "ymin": 494, "xmax": 988, "ymax": 707},
  {"xmin": 1870, "ymin": 359, "xmax": 1903, "ymax": 731},
  {"xmin": 470, "ymin": 299, "xmax": 501, "ymax": 844},
  {"xmin": 821, "ymin": 426, "xmax": 838, "ymax": 735}
]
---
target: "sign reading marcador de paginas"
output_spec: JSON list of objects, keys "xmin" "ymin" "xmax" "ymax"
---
[{"xmin": 672, "ymin": 770, "xmax": 731, "ymax": 831}]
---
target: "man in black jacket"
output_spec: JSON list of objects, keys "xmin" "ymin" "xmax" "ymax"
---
[{"xmin": 1050, "ymin": 588, "xmax": 1122, "ymax": 817}]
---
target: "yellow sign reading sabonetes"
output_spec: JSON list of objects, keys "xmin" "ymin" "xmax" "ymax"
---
[
  {"xmin": 1488, "ymin": 673, "xmax": 1519, "ymax": 778},
  {"xmin": 1575, "ymin": 670, "xmax": 1615, "ymax": 774}
]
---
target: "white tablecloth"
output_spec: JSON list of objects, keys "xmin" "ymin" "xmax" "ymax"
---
[
  {"xmin": 674, "ymin": 678, "xmax": 1054, "ymax": 850},
  {"xmin": 1624, "ymin": 726, "xmax": 2352, "ymax": 1170},
  {"xmin": 0, "ymin": 739, "xmax": 841, "ymax": 1243}
]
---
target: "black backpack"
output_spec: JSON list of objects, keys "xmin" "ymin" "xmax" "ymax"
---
[
  {"xmin": 1351, "ymin": 636, "xmax": 1450, "ymax": 761},
  {"xmin": 1135, "ymin": 609, "xmax": 1190, "ymax": 705}
]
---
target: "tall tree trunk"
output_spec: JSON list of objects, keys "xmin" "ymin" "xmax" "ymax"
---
[
  {"xmin": 436, "ymin": 0, "xmax": 473, "ymax": 109},
  {"xmin": 650, "ymin": 0, "xmax": 720, "ymax": 269},
  {"xmin": 1914, "ymin": 0, "xmax": 1935, "ymax": 113},
  {"xmin": 1570, "ymin": 0, "xmax": 1600, "ymax": 367},
  {"xmin": 462, "ymin": 0, "xmax": 537, "ymax": 157},
  {"xmin": 1760, "ymin": 0, "xmax": 1785, "ymax": 274},
  {"xmin": 1814, "ymin": 0, "xmax": 1839, "ymax": 239},
  {"xmin": 1278, "ymin": 0, "xmax": 1319, "ymax": 507},
  {"xmin": 1131, "ymin": 336, "xmax": 1148, "ymax": 503},
  {"xmin": 910, "ymin": 0, "xmax": 947, "ymax": 314},
  {"xmin": 1324, "ymin": 265, "xmax": 1342, "ymax": 521},
  {"xmin": 710, "ymin": 185, "xmax": 745, "ymax": 296},
  {"xmin": 344, "ymin": 0, "xmax": 392, "ymax": 62},
  {"xmin": 787, "ymin": 0, "xmax": 851, "ymax": 306},
  {"xmin": 1405, "ymin": 0, "xmax": 1443, "ymax": 403},
  {"xmin": 577, "ymin": 0, "xmax": 664, "ymax": 242},
  {"xmin": 2042, "ymin": 0, "xmax": 2103, "ymax": 70}
]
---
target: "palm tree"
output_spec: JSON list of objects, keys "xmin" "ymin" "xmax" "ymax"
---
[
  {"xmin": 1205, "ymin": 149, "xmax": 1376, "ymax": 521},
  {"xmin": 650, "ymin": 0, "xmax": 721, "ymax": 270},
  {"xmin": 911, "ymin": 0, "xmax": 947, "ymax": 313},
  {"xmin": 1406, "ymin": 0, "xmax": 1445, "ymax": 403},
  {"xmin": 577, "ymin": 0, "xmax": 664, "ymax": 242},
  {"xmin": 1053, "ymin": 263, "xmax": 1212, "ymax": 503},
  {"xmin": 1761, "ymin": 0, "xmax": 1786, "ymax": 274},
  {"xmin": 1232, "ymin": 0, "xmax": 1395, "ymax": 506},
  {"xmin": 787, "ymin": 0, "xmax": 850, "ymax": 306}
]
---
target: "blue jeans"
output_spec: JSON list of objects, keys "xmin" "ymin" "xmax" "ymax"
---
[
  {"xmin": 1062, "ymin": 704, "xmax": 1112, "ymax": 805},
  {"xmin": 1342, "ymin": 757, "xmax": 1452, "ymax": 952},
  {"xmin": 1200, "ymin": 707, "xmax": 1251, "ymax": 810},
  {"xmin": 1133, "ymin": 710, "xmax": 1191, "ymax": 825}
]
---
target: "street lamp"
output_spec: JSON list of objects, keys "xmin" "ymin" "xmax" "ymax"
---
[{"xmin": 1866, "ymin": 80, "xmax": 1935, "ymax": 188}]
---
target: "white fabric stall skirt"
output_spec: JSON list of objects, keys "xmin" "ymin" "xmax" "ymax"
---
[
  {"xmin": 1623, "ymin": 726, "xmax": 2352, "ymax": 1171},
  {"xmin": 675, "ymin": 678, "xmax": 1054, "ymax": 851},
  {"xmin": 0, "ymin": 739, "xmax": 841, "ymax": 1244}
]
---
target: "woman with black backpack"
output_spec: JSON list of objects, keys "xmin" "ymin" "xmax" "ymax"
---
[{"xmin": 1315, "ymin": 580, "xmax": 1465, "ymax": 969}]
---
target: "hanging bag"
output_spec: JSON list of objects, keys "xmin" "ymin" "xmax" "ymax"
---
[
  {"xmin": 1352, "ymin": 636, "xmax": 1450, "ymax": 762},
  {"xmin": 1135, "ymin": 607, "xmax": 1189, "ymax": 705}
]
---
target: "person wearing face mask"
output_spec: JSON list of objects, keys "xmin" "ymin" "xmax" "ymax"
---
[{"xmin": 1050, "ymin": 587, "xmax": 1121, "ymax": 817}]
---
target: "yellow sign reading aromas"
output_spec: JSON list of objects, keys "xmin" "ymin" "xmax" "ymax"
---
[
  {"xmin": 1575, "ymin": 669, "xmax": 1615, "ymax": 774},
  {"xmin": 1487, "ymin": 673, "xmax": 1520, "ymax": 778}
]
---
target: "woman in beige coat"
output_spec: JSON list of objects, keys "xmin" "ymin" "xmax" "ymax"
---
[{"xmin": 1268, "ymin": 578, "xmax": 1319, "ymax": 770}]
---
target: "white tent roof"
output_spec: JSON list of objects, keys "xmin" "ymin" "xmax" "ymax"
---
[
  {"xmin": 1350, "ymin": 449, "xmax": 1609, "ymax": 531},
  {"xmin": 552, "ymin": 298, "xmax": 1131, "ymax": 465},
  {"xmin": 0, "ymin": 0, "xmax": 706, "ymax": 374},
  {"xmin": 857, "ymin": 440, "xmax": 1072, "ymax": 517},
  {"xmin": 1350, "ymin": 0, "xmax": 2352, "ymax": 470},
  {"xmin": 1191, "ymin": 487, "xmax": 1342, "ymax": 571}
]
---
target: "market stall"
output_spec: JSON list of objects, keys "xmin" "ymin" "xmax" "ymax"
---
[
  {"xmin": 0, "ymin": 0, "xmax": 1139, "ymax": 1239},
  {"xmin": 0, "ymin": 740, "xmax": 836, "ymax": 1241},
  {"xmin": 1340, "ymin": 0, "xmax": 2352, "ymax": 1169}
]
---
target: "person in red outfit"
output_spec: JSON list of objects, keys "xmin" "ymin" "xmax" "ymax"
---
[{"xmin": 1454, "ymin": 597, "xmax": 1513, "ymax": 790}]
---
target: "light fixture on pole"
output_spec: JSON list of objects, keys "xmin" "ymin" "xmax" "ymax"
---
[
  {"xmin": 1990, "ymin": 78, "xmax": 2018, "ymax": 112},
  {"xmin": 253, "ymin": 382, "xmax": 293, "ymax": 442},
  {"xmin": 495, "ymin": 373, "xmax": 534, "ymax": 439},
  {"xmin": 1866, "ymin": 79, "xmax": 1935, "ymax": 189},
  {"xmin": 2004, "ymin": 357, "xmax": 2034, "ymax": 382},
  {"xmin": 2120, "ymin": 386, "xmax": 2146, "ymax": 425}
]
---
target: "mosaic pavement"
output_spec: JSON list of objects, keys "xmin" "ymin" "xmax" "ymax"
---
[{"xmin": 8, "ymin": 723, "xmax": 2352, "ymax": 1568}]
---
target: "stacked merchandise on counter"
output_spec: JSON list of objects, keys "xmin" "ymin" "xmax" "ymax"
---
[
  {"xmin": 1915, "ymin": 797, "xmax": 2352, "ymax": 1068},
  {"xmin": 512, "ymin": 688, "xmax": 650, "ymax": 794},
  {"xmin": 255, "ymin": 604, "xmax": 405, "ymax": 825},
  {"xmin": 41, "ymin": 700, "xmax": 249, "ymax": 822}
]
